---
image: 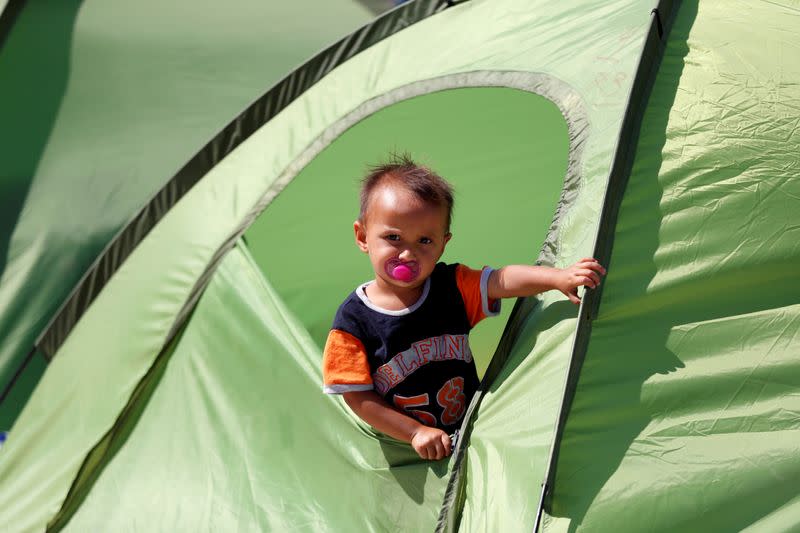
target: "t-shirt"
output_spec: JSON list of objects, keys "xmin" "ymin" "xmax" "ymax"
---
[{"xmin": 322, "ymin": 262, "xmax": 499, "ymax": 432}]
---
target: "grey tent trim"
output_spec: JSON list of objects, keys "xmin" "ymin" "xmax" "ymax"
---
[
  {"xmin": 172, "ymin": 71, "xmax": 590, "ymax": 533},
  {"xmin": 44, "ymin": 69, "xmax": 590, "ymax": 533},
  {"xmin": 168, "ymin": 69, "xmax": 590, "ymax": 376},
  {"xmin": 534, "ymin": 1, "xmax": 680, "ymax": 530},
  {"xmin": 29, "ymin": 0, "xmax": 460, "ymax": 363}
]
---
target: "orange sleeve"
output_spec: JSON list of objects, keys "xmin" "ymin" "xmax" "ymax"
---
[
  {"xmin": 455, "ymin": 264, "xmax": 500, "ymax": 327},
  {"xmin": 322, "ymin": 329, "xmax": 373, "ymax": 394}
]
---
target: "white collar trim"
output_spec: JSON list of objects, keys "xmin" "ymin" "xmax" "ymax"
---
[{"xmin": 356, "ymin": 278, "xmax": 431, "ymax": 316}]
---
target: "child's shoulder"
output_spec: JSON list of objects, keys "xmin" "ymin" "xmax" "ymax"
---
[
  {"xmin": 331, "ymin": 287, "xmax": 372, "ymax": 334},
  {"xmin": 333, "ymin": 288, "xmax": 362, "ymax": 317},
  {"xmin": 432, "ymin": 261, "xmax": 459, "ymax": 277}
]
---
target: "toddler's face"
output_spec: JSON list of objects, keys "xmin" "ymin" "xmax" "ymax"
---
[{"xmin": 354, "ymin": 185, "xmax": 451, "ymax": 292}]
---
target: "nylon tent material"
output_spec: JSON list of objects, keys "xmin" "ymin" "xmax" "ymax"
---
[
  {"xmin": 542, "ymin": 1, "xmax": 800, "ymax": 530},
  {"xmin": 54, "ymin": 244, "xmax": 450, "ymax": 532},
  {"xmin": 1, "ymin": 0, "xmax": 647, "ymax": 529},
  {"xmin": 1, "ymin": 0, "xmax": 799, "ymax": 531},
  {"xmin": 0, "ymin": 0, "xmax": 374, "ymax": 429},
  {"xmin": 38, "ymin": 87, "xmax": 571, "ymax": 531}
]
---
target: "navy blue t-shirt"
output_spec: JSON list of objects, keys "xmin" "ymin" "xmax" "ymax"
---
[{"xmin": 323, "ymin": 262, "xmax": 499, "ymax": 432}]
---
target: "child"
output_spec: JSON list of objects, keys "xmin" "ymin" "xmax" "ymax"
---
[{"xmin": 322, "ymin": 156, "xmax": 605, "ymax": 461}]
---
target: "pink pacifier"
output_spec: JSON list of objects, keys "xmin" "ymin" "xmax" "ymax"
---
[{"xmin": 385, "ymin": 259, "xmax": 418, "ymax": 283}]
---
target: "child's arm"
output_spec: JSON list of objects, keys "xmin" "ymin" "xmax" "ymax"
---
[
  {"xmin": 342, "ymin": 390, "xmax": 452, "ymax": 460},
  {"xmin": 488, "ymin": 257, "xmax": 606, "ymax": 304}
]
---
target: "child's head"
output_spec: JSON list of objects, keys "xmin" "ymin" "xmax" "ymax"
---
[
  {"xmin": 358, "ymin": 155, "xmax": 454, "ymax": 232},
  {"xmin": 354, "ymin": 155, "xmax": 454, "ymax": 289}
]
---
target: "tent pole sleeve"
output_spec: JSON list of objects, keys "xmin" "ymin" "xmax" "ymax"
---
[{"xmin": 533, "ymin": 1, "xmax": 680, "ymax": 529}]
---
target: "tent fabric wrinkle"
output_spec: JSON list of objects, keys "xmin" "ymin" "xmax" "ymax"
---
[
  {"xmin": 536, "ymin": 0, "xmax": 679, "ymax": 522},
  {"xmin": 543, "ymin": 0, "xmax": 800, "ymax": 530}
]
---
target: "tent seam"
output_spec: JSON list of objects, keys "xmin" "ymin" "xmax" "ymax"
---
[{"xmin": 532, "ymin": 2, "xmax": 679, "ymax": 531}]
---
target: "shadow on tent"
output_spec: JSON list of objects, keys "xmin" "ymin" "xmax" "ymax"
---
[
  {"xmin": 0, "ymin": 0, "xmax": 82, "ymax": 284},
  {"xmin": 0, "ymin": 0, "xmax": 84, "ymax": 428},
  {"xmin": 551, "ymin": 4, "xmax": 699, "ymax": 531},
  {"xmin": 556, "ymin": 2, "xmax": 800, "ymax": 527}
]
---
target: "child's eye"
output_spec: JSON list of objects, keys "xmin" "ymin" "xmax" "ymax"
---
[
  {"xmin": 385, "ymin": 234, "xmax": 400, "ymax": 242},
  {"xmin": 419, "ymin": 237, "xmax": 433, "ymax": 245}
]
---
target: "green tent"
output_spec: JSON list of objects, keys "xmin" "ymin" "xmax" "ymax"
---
[{"xmin": 1, "ymin": 0, "xmax": 798, "ymax": 531}]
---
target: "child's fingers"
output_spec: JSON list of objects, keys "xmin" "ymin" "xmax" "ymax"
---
[
  {"xmin": 431, "ymin": 442, "xmax": 445, "ymax": 461},
  {"xmin": 413, "ymin": 429, "xmax": 453, "ymax": 460},
  {"xmin": 566, "ymin": 288, "xmax": 581, "ymax": 305},
  {"xmin": 442, "ymin": 434, "xmax": 452, "ymax": 457},
  {"xmin": 581, "ymin": 269, "xmax": 602, "ymax": 288},
  {"xmin": 572, "ymin": 270, "xmax": 599, "ymax": 289},
  {"xmin": 577, "ymin": 258, "xmax": 607, "ymax": 276}
]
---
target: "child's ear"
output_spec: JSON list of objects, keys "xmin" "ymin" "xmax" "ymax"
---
[
  {"xmin": 444, "ymin": 232, "xmax": 452, "ymax": 244},
  {"xmin": 354, "ymin": 220, "xmax": 368, "ymax": 253}
]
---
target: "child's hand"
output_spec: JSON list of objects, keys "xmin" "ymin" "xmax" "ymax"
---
[
  {"xmin": 556, "ymin": 258, "xmax": 606, "ymax": 305},
  {"xmin": 410, "ymin": 426, "xmax": 452, "ymax": 460}
]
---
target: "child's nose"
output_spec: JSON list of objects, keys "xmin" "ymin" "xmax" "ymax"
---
[{"xmin": 398, "ymin": 248, "xmax": 415, "ymax": 261}]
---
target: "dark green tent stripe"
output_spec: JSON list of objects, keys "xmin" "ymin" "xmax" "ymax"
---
[
  {"xmin": 46, "ymin": 320, "xmax": 187, "ymax": 533},
  {"xmin": 533, "ymin": 1, "xmax": 679, "ymax": 530},
  {"xmin": 0, "ymin": 346, "xmax": 36, "ymax": 406},
  {"xmin": 0, "ymin": 0, "xmax": 25, "ymax": 50},
  {"xmin": 33, "ymin": 0, "xmax": 462, "ymax": 359}
]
